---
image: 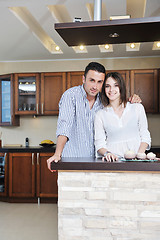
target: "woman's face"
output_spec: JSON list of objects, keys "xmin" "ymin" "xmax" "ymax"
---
[{"xmin": 105, "ymin": 77, "xmax": 120, "ymax": 102}]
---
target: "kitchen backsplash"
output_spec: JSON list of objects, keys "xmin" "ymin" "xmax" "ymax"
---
[
  {"xmin": 0, "ymin": 116, "xmax": 58, "ymax": 147},
  {"xmin": 0, "ymin": 114, "xmax": 160, "ymax": 147}
]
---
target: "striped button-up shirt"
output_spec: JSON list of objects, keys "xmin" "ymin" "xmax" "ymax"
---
[{"xmin": 56, "ymin": 85, "xmax": 103, "ymax": 157}]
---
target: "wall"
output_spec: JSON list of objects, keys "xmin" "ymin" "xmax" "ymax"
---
[
  {"xmin": 0, "ymin": 57, "xmax": 160, "ymax": 147},
  {"xmin": 1, "ymin": 57, "xmax": 160, "ymax": 74}
]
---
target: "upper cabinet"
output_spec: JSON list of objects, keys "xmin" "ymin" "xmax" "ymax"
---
[
  {"xmin": 15, "ymin": 72, "xmax": 66, "ymax": 115},
  {"xmin": 0, "ymin": 74, "xmax": 19, "ymax": 126},
  {"xmin": 67, "ymin": 71, "xmax": 131, "ymax": 99},
  {"xmin": 130, "ymin": 70, "xmax": 158, "ymax": 113},
  {"xmin": 15, "ymin": 73, "xmax": 40, "ymax": 115},
  {"xmin": 41, "ymin": 72, "xmax": 66, "ymax": 115},
  {"xmin": 1, "ymin": 69, "xmax": 160, "ymax": 122},
  {"xmin": 67, "ymin": 72, "xmax": 84, "ymax": 89}
]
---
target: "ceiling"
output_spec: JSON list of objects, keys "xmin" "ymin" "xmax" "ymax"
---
[{"xmin": 0, "ymin": 0, "xmax": 160, "ymax": 62}]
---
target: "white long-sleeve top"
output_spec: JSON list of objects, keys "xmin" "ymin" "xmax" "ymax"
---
[{"xmin": 94, "ymin": 102, "xmax": 151, "ymax": 158}]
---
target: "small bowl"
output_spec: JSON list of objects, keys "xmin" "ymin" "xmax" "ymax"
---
[
  {"xmin": 136, "ymin": 152, "xmax": 146, "ymax": 160},
  {"xmin": 124, "ymin": 151, "xmax": 136, "ymax": 159},
  {"xmin": 147, "ymin": 152, "xmax": 156, "ymax": 160}
]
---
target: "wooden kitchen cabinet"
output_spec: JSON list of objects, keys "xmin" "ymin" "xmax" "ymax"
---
[
  {"xmin": 67, "ymin": 71, "xmax": 84, "ymax": 89},
  {"xmin": 9, "ymin": 152, "xmax": 35, "ymax": 197},
  {"xmin": 8, "ymin": 152, "xmax": 57, "ymax": 198},
  {"xmin": 67, "ymin": 71, "xmax": 131, "ymax": 98},
  {"xmin": 130, "ymin": 70, "xmax": 158, "ymax": 113},
  {"xmin": 36, "ymin": 153, "xmax": 58, "ymax": 197},
  {"xmin": 0, "ymin": 74, "xmax": 19, "ymax": 126},
  {"xmin": 41, "ymin": 72, "xmax": 66, "ymax": 115},
  {"xmin": 0, "ymin": 153, "xmax": 8, "ymax": 197},
  {"xmin": 15, "ymin": 73, "xmax": 40, "ymax": 115}
]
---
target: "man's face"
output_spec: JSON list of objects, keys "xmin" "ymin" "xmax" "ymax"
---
[{"xmin": 83, "ymin": 70, "xmax": 105, "ymax": 98}]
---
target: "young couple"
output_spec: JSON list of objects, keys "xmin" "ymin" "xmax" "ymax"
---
[{"xmin": 47, "ymin": 62, "xmax": 151, "ymax": 170}]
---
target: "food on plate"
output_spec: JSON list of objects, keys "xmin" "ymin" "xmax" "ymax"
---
[
  {"xmin": 146, "ymin": 152, "xmax": 156, "ymax": 160},
  {"xmin": 136, "ymin": 152, "xmax": 146, "ymax": 160},
  {"xmin": 41, "ymin": 140, "xmax": 54, "ymax": 144},
  {"xmin": 124, "ymin": 150, "xmax": 136, "ymax": 159}
]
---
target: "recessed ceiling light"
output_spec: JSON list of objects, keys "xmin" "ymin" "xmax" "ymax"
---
[
  {"xmin": 109, "ymin": 33, "xmax": 119, "ymax": 38},
  {"xmin": 79, "ymin": 45, "xmax": 84, "ymax": 50},
  {"xmin": 126, "ymin": 43, "xmax": 140, "ymax": 51},
  {"xmin": 130, "ymin": 43, "xmax": 135, "ymax": 49},
  {"xmin": 156, "ymin": 42, "xmax": 160, "ymax": 48},
  {"xmin": 55, "ymin": 46, "xmax": 60, "ymax": 51},
  {"xmin": 99, "ymin": 44, "xmax": 113, "ymax": 52},
  {"xmin": 152, "ymin": 41, "xmax": 160, "ymax": 50},
  {"xmin": 104, "ymin": 44, "xmax": 110, "ymax": 50},
  {"xmin": 72, "ymin": 45, "xmax": 87, "ymax": 53}
]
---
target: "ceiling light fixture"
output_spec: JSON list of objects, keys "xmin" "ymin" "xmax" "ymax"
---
[
  {"xmin": 72, "ymin": 46, "xmax": 87, "ymax": 53},
  {"xmin": 110, "ymin": 15, "xmax": 130, "ymax": 20},
  {"xmin": 109, "ymin": 33, "xmax": 119, "ymax": 38},
  {"xmin": 104, "ymin": 44, "xmax": 110, "ymax": 50},
  {"xmin": 79, "ymin": 45, "xmax": 84, "ymax": 50},
  {"xmin": 156, "ymin": 42, "xmax": 160, "ymax": 48},
  {"xmin": 55, "ymin": 16, "xmax": 160, "ymax": 46},
  {"xmin": 99, "ymin": 44, "xmax": 113, "ymax": 52},
  {"xmin": 126, "ymin": 43, "xmax": 140, "ymax": 51},
  {"xmin": 130, "ymin": 43, "xmax": 135, "ymax": 49},
  {"xmin": 55, "ymin": 46, "xmax": 60, "ymax": 51},
  {"xmin": 152, "ymin": 41, "xmax": 160, "ymax": 50},
  {"xmin": 74, "ymin": 17, "xmax": 82, "ymax": 22}
]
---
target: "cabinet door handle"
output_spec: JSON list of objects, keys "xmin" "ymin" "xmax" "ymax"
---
[
  {"xmin": 37, "ymin": 153, "xmax": 40, "ymax": 165},
  {"xmin": 32, "ymin": 153, "xmax": 34, "ymax": 165},
  {"xmin": 41, "ymin": 103, "xmax": 44, "ymax": 115},
  {"xmin": 36, "ymin": 104, "xmax": 39, "ymax": 115},
  {"xmin": 4, "ymin": 153, "xmax": 7, "ymax": 164}
]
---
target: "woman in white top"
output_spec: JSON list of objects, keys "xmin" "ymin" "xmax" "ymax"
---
[{"xmin": 94, "ymin": 72, "xmax": 151, "ymax": 161}]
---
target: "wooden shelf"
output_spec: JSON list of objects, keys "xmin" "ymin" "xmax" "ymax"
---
[{"xmin": 19, "ymin": 92, "xmax": 36, "ymax": 96}]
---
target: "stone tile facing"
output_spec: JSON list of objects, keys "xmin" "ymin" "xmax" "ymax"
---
[{"xmin": 58, "ymin": 172, "xmax": 160, "ymax": 240}]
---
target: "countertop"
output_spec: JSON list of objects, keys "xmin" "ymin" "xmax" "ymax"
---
[
  {"xmin": 0, "ymin": 146, "xmax": 160, "ymax": 171},
  {"xmin": 51, "ymin": 157, "xmax": 160, "ymax": 172},
  {"xmin": 0, "ymin": 146, "xmax": 56, "ymax": 153}
]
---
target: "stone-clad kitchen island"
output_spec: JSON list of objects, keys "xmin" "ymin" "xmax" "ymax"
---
[{"xmin": 51, "ymin": 157, "xmax": 160, "ymax": 240}]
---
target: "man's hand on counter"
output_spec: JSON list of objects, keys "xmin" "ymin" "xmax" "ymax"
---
[
  {"xmin": 47, "ymin": 154, "xmax": 61, "ymax": 172},
  {"xmin": 47, "ymin": 135, "xmax": 68, "ymax": 171}
]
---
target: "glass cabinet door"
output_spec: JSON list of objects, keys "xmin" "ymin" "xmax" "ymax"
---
[
  {"xmin": 1, "ymin": 79, "xmax": 11, "ymax": 123},
  {"xmin": 0, "ymin": 75, "xmax": 19, "ymax": 126},
  {"xmin": 15, "ymin": 73, "xmax": 40, "ymax": 115},
  {"xmin": 18, "ymin": 77, "xmax": 36, "ymax": 111}
]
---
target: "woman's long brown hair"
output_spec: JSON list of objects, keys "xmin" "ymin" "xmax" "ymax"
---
[{"xmin": 100, "ymin": 72, "xmax": 127, "ymax": 107}]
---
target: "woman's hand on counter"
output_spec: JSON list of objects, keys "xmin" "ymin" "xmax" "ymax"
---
[
  {"xmin": 102, "ymin": 152, "xmax": 118, "ymax": 162},
  {"xmin": 47, "ymin": 154, "xmax": 61, "ymax": 171}
]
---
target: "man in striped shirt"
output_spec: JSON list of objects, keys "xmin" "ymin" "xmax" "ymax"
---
[{"xmin": 47, "ymin": 62, "xmax": 140, "ymax": 170}]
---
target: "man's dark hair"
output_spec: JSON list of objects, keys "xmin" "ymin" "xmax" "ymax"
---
[{"xmin": 84, "ymin": 62, "xmax": 106, "ymax": 78}]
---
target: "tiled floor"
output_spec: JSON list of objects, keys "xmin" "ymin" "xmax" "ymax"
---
[{"xmin": 0, "ymin": 202, "xmax": 58, "ymax": 240}]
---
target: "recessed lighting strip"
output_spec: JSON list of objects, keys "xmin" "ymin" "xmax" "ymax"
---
[{"xmin": 9, "ymin": 6, "xmax": 62, "ymax": 54}]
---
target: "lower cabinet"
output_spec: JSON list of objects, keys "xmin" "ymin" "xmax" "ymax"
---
[
  {"xmin": 0, "ymin": 153, "xmax": 8, "ymax": 197},
  {"xmin": 9, "ymin": 152, "xmax": 57, "ymax": 199},
  {"xmin": 36, "ymin": 153, "xmax": 58, "ymax": 198}
]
